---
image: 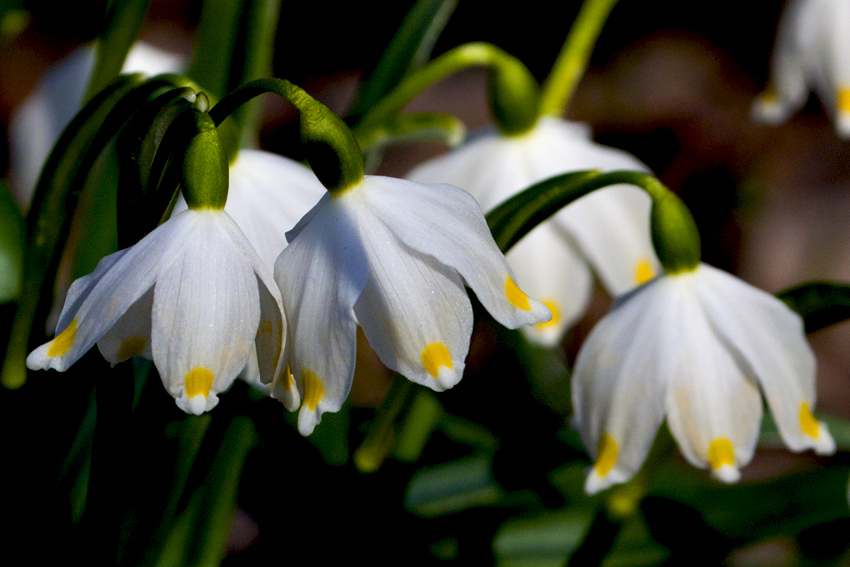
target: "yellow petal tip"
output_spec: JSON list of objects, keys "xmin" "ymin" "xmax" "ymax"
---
[
  {"xmin": 48, "ymin": 318, "xmax": 77, "ymax": 357},
  {"xmin": 421, "ymin": 343, "xmax": 453, "ymax": 378},
  {"xmin": 505, "ymin": 276, "xmax": 531, "ymax": 311}
]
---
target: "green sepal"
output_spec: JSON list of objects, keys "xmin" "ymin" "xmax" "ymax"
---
[
  {"xmin": 350, "ymin": 0, "xmax": 458, "ymax": 121},
  {"xmin": 211, "ymin": 79, "xmax": 364, "ymax": 192},
  {"xmin": 0, "ymin": 180, "xmax": 23, "ymax": 302},
  {"xmin": 0, "ymin": 74, "xmax": 182, "ymax": 389},
  {"xmin": 776, "ymin": 282, "xmax": 850, "ymax": 333},
  {"xmin": 647, "ymin": 185, "xmax": 700, "ymax": 274},
  {"xmin": 489, "ymin": 54, "xmax": 540, "ymax": 136},
  {"xmin": 180, "ymin": 109, "xmax": 229, "ymax": 210}
]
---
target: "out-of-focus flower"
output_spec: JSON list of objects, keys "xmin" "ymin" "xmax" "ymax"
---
[
  {"xmin": 9, "ymin": 41, "xmax": 184, "ymax": 207},
  {"xmin": 274, "ymin": 176, "xmax": 551, "ymax": 435},
  {"xmin": 572, "ymin": 263, "xmax": 835, "ymax": 494},
  {"xmin": 407, "ymin": 116, "xmax": 659, "ymax": 346},
  {"xmin": 27, "ymin": 207, "xmax": 285, "ymax": 415},
  {"xmin": 752, "ymin": 0, "xmax": 850, "ymax": 137}
]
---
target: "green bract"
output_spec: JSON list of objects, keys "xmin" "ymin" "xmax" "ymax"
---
[{"xmin": 181, "ymin": 109, "xmax": 229, "ymax": 210}]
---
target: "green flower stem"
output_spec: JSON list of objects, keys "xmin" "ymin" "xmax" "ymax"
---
[
  {"xmin": 210, "ymin": 78, "xmax": 364, "ymax": 192},
  {"xmin": 190, "ymin": 0, "xmax": 280, "ymax": 152},
  {"xmin": 539, "ymin": 0, "xmax": 619, "ymax": 117},
  {"xmin": 354, "ymin": 377, "xmax": 414, "ymax": 473},
  {"xmin": 485, "ymin": 170, "xmax": 700, "ymax": 274},
  {"xmin": 85, "ymin": 0, "xmax": 152, "ymax": 102},
  {"xmin": 355, "ymin": 42, "xmax": 539, "ymax": 138}
]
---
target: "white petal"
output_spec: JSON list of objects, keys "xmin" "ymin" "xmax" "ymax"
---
[
  {"xmin": 352, "ymin": 208, "xmax": 472, "ymax": 391},
  {"xmin": 572, "ymin": 278, "xmax": 675, "ymax": 494},
  {"xmin": 274, "ymin": 194, "xmax": 369, "ymax": 435},
  {"xmin": 555, "ymin": 185, "xmax": 659, "ymax": 295},
  {"xmin": 355, "ymin": 176, "xmax": 550, "ymax": 329},
  {"xmin": 97, "ymin": 288, "xmax": 154, "ymax": 364},
  {"xmin": 26, "ymin": 214, "xmax": 193, "ymax": 372},
  {"xmin": 152, "ymin": 211, "xmax": 261, "ymax": 414},
  {"xmin": 505, "ymin": 222, "xmax": 591, "ymax": 347},
  {"xmin": 752, "ymin": 0, "xmax": 810, "ymax": 126},
  {"xmin": 663, "ymin": 273, "xmax": 763, "ymax": 483},
  {"xmin": 406, "ymin": 130, "xmax": 532, "ymax": 211},
  {"xmin": 221, "ymin": 150, "xmax": 325, "ymax": 269},
  {"xmin": 694, "ymin": 264, "xmax": 835, "ymax": 454}
]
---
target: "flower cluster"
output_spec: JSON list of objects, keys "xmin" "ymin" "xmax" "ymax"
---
[{"xmin": 409, "ymin": 117, "xmax": 660, "ymax": 346}]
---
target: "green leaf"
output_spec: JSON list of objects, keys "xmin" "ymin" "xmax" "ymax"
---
[
  {"xmin": 86, "ymin": 0, "xmax": 152, "ymax": 100},
  {"xmin": 648, "ymin": 463, "xmax": 850, "ymax": 542},
  {"xmin": 493, "ymin": 507, "xmax": 595, "ymax": 567},
  {"xmin": 777, "ymin": 282, "xmax": 850, "ymax": 333},
  {"xmin": 349, "ymin": 0, "xmax": 458, "ymax": 120},
  {"xmin": 189, "ymin": 0, "xmax": 280, "ymax": 152},
  {"xmin": 0, "ymin": 180, "xmax": 23, "ymax": 302},
  {"xmin": 405, "ymin": 454, "xmax": 506, "ymax": 517},
  {"xmin": 0, "ymin": 74, "xmax": 181, "ymax": 389},
  {"xmin": 115, "ymin": 87, "xmax": 196, "ymax": 247},
  {"xmin": 155, "ymin": 417, "xmax": 257, "ymax": 567}
]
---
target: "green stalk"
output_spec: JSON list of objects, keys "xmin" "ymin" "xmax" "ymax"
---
[
  {"xmin": 485, "ymin": 170, "xmax": 700, "ymax": 273},
  {"xmin": 355, "ymin": 42, "xmax": 539, "ymax": 138},
  {"xmin": 210, "ymin": 78, "xmax": 364, "ymax": 192},
  {"xmin": 539, "ymin": 0, "xmax": 619, "ymax": 116},
  {"xmin": 85, "ymin": 0, "xmax": 152, "ymax": 101}
]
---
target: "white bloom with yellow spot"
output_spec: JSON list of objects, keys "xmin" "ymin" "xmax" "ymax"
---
[
  {"xmin": 27, "ymin": 208, "xmax": 285, "ymax": 414},
  {"xmin": 573, "ymin": 263, "xmax": 835, "ymax": 494},
  {"xmin": 407, "ymin": 117, "xmax": 659, "ymax": 346},
  {"xmin": 274, "ymin": 176, "xmax": 550, "ymax": 435},
  {"xmin": 752, "ymin": 0, "xmax": 850, "ymax": 137}
]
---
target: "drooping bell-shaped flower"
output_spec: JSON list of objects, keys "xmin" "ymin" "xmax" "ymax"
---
[
  {"xmin": 571, "ymin": 187, "xmax": 835, "ymax": 493},
  {"xmin": 752, "ymin": 0, "xmax": 850, "ymax": 137},
  {"xmin": 276, "ymin": 176, "xmax": 551, "ymax": 435},
  {"xmin": 407, "ymin": 117, "xmax": 659, "ymax": 346},
  {"xmin": 27, "ymin": 111, "xmax": 286, "ymax": 414}
]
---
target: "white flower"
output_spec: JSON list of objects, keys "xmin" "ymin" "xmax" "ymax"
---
[
  {"xmin": 752, "ymin": 0, "xmax": 850, "ymax": 137},
  {"xmin": 407, "ymin": 117, "xmax": 659, "ymax": 346},
  {"xmin": 572, "ymin": 263, "xmax": 835, "ymax": 494},
  {"xmin": 173, "ymin": 149, "xmax": 325, "ymax": 271},
  {"xmin": 9, "ymin": 41, "xmax": 184, "ymax": 208},
  {"xmin": 274, "ymin": 176, "xmax": 551, "ymax": 435},
  {"xmin": 26, "ymin": 208, "xmax": 285, "ymax": 415}
]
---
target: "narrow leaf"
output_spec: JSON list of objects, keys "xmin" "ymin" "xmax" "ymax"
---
[
  {"xmin": 350, "ymin": 0, "xmax": 458, "ymax": 120},
  {"xmin": 777, "ymin": 282, "xmax": 850, "ymax": 333}
]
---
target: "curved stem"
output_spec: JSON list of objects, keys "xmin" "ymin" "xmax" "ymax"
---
[
  {"xmin": 539, "ymin": 0, "xmax": 619, "ymax": 117},
  {"xmin": 210, "ymin": 78, "xmax": 364, "ymax": 192},
  {"xmin": 355, "ymin": 42, "xmax": 539, "ymax": 138},
  {"xmin": 486, "ymin": 170, "xmax": 700, "ymax": 274}
]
